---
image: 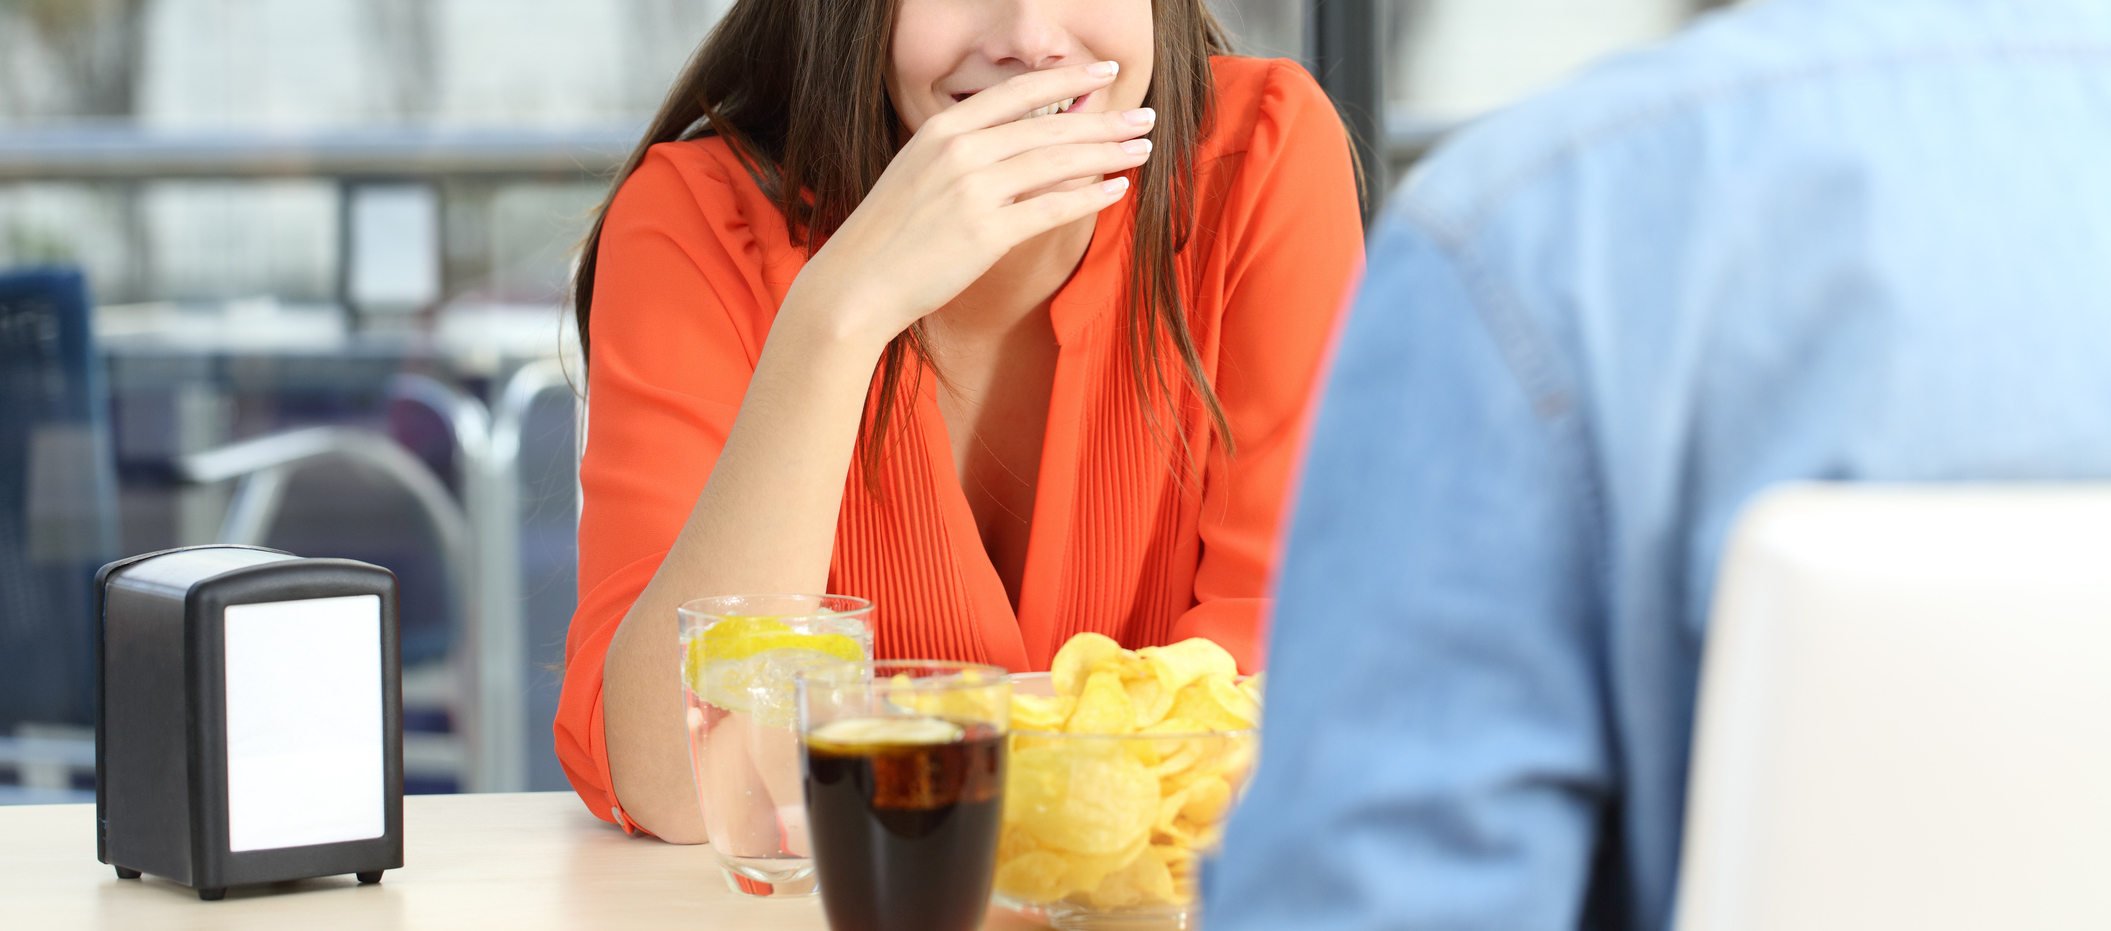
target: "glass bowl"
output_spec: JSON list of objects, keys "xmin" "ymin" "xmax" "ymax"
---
[{"xmin": 991, "ymin": 672, "xmax": 1258, "ymax": 931}]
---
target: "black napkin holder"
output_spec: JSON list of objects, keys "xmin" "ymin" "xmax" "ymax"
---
[{"xmin": 95, "ymin": 545, "xmax": 403, "ymax": 900}]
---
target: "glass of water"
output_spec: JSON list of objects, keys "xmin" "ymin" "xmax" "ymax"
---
[{"xmin": 677, "ymin": 594, "xmax": 873, "ymax": 897}]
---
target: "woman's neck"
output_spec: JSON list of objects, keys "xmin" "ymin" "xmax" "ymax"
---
[
  {"xmin": 931, "ymin": 212, "xmax": 1096, "ymax": 337},
  {"xmin": 920, "ymin": 211, "xmax": 1091, "ymax": 612}
]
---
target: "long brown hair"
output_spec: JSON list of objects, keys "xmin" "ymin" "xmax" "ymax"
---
[{"xmin": 571, "ymin": 0, "xmax": 1237, "ymax": 477}]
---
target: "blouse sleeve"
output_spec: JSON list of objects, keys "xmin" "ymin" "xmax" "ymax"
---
[
  {"xmin": 555, "ymin": 143, "xmax": 777, "ymax": 830},
  {"xmin": 1173, "ymin": 61, "xmax": 1365, "ymax": 671}
]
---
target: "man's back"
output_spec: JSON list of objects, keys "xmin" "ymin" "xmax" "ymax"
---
[{"xmin": 1209, "ymin": 2, "xmax": 2111, "ymax": 929}]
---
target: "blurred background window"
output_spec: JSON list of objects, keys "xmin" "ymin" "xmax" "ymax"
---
[{"xmin": 0, "ymin": 0, "xmax": 1732, "ymax": 804}]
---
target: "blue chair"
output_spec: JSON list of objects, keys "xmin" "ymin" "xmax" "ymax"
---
[{"xmin": 0, "ymin": 268, "xmax": 119, "ymax": 732}]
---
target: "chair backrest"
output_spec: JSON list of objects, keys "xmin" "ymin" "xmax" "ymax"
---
[
  {"xmin": 1675, "ymin": 484, "xmax": 2111, "ymax": 931},
  {"xmin": 0, "ymin": 267, "xmax": 119, "ymax": 730}
]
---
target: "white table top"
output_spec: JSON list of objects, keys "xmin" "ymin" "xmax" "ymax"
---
[{"xmin": 2, "ymin": 792, "xmax": 1046, "ymax": 930}]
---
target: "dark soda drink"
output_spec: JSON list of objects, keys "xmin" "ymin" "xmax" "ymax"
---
[{"xmin": 804, "ymin": 717, "xmax": 1006, "ymax": 931}]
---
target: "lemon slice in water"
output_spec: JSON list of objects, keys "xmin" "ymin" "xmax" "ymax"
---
[
  {"xmin": 684, "ymin": 615, "xmax": 866, "ymax": 729},
  {"xmin": 810, "ymin": 716, "xmax": 966, "ymax": 748}
]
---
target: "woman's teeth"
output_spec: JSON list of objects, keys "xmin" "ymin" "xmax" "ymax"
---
[{"xmin": 1019, "ymin": 97, "xmax": 1076, "ymax": 121}]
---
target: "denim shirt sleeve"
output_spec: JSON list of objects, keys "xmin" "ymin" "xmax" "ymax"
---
[{"xmin": 1204, "ymin": 206, "xmax": 1614, "ymax": 931}]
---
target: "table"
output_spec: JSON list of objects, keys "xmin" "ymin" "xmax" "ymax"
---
[{"xmin": 3, "ymin": 792, "xmax": 1046, "ymax": 930}]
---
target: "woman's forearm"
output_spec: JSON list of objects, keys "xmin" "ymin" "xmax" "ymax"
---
[{"xmin": 600, "ymin": 301, "xmax": 889, "ymax": 842}]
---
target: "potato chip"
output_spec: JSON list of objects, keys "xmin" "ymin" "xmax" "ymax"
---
[
  {"xmin": 1207, "ymin": 676, "xmax": 1260, "ymax": 725},
  {"xmin": 1216, "ymin": 734, "xmax": 1259, "ymax": 783},
  {"xmin": 1157, "ymin": 781, "xmax": 1197, "ymax": 832},
  {"xmin": 1008, "ymin": 742, "xmax": 1157, "ymax": 855},
  {"xmin": 1150, "ymin": 842, "xmax": 1190, "ymax": 869},
  {"xmin": 1012, "ymin": 693, "xmax": 1074, "ymax": 733},
  {"xmin": 1168, "ymin": 733, "xmax": 1258, "ymax": 799},
  {"xmin": 1062, "ymin": 833, "xmax": 1149, "ymax": 897},
  {"xmin": 994, "ymin": 850, "xmax": 1071, "ymax": 903},
  {"xmin": 1165, "ymin": 677, "xmax": 1257, "ymax": 732},
  {"xmin": 1154, "ymin": 816, "xmax": 1196, "ymax": 848},
  {"xmin": 883, "ymin": 672, "xmax": 917, "ymax": 710},
  {"xmin": 1001, "ymin": 632, "xmax": 1262, "ymax": 916},
  {"xmin": 1139, "ymin": 719, "xmax": 1212, "ymax": 772},
  {"xmin": 1159, "ymin": 764, "xmax": 1211, "ymax": 799},
  {"xmin": 1089, "ymin": 843, "xmax": 1178, "ymax": 908},
  {"xmin": 1147, "ymin": 738, "xmax": 1204, "ymax": 780},
  {"xmin": 1116, "ymin": 651, "xmax": 1156, "ymax": 682},
  {"xmin": 997, "ymin": 823, "xmax": 1041, "ymax": 864},
  {"xmin": 1155, "ymin": 762, "xmax": 1241, "ymax": 832},
  {"xmin": 1122, "ymin": 675, "xmax": 1165, "ymax": 728},
  {"xmin": 994, "ymin": 834, "xmax": 1149, "ymax": 905},
  {"xmin": 1156, "ymin": 842, "xmax": 1198, "ymax": 899},
  {"xmin": 1132, "ymin": 672, "xmax": 1176, "ymax": 725},
  {"xmin": 885, "ymin": 669, "xmax": 1007, "ymax": 723},
  {"xmin": 1179, "ymin": 776, "xmax": 1233, "ymax": 824},
  {"xmin": 1051, "ymin": 632, "xmax": 1126, "ymax": 696},
  {"xmin": 1065, "ymin": 669, "xmax": 1137, "ymax": 735},
  {"xmin": 1138, "ymin": 638, "xmax": 1238, "ymax": 698},
  {"xmin": 1120, "ymin": 735, "xmax": 1163, "ymax": 768},
  {"xmin": 1182, "ymin": 818, "xmax": 1223, "ymax": 851},
  {"xmin": 1140, "ymin": 717, "xmax": 1205, "ymax": 735}
]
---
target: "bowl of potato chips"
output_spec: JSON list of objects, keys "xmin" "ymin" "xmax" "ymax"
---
[{"xmin": 993, "ymin": 633, "xmax": 1263, "ymax": 930}]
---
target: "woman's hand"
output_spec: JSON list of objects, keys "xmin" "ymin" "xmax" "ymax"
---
[{"xmin": 784, "ymin": 60, "xmax": 1156, "ymax": 346}]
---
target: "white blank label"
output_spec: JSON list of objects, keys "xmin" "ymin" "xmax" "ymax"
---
[{"xmin": 224, "ymin": 594, "xmax": 385, "ymax": 852}]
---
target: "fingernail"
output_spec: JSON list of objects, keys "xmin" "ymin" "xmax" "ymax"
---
[
  {"xmin": 1089, "ymin": 61, "xmax": 1119, "ymax": 78},
  {"xmin": 1124, "ymin": 107, "xmax": 1155, "ymax": 125},
  {"xmin": 1121, "ymin": 139, "xmax": 1152, "ymax": 155},
  {"xmin": 1101, "ymin": 177, "xmax": 1130, "ymax": 195}
]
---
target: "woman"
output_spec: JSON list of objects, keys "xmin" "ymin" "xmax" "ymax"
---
[{"xmin": 556, "ymin": 0, "xmax": 1362, "ymax": 841}]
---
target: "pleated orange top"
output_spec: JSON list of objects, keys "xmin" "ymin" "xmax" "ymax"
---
[{"xmin": 557, "ymin": 56, "xmax": 1361, "ymax": 828}]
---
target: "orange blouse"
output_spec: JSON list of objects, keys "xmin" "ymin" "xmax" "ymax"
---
[{"xmin": 557, "ymin": 56, "xmax": 1361, "ymax": 828}]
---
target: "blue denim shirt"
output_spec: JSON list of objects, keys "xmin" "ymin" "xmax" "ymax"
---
[{"xmin": 1206, "ymin": 2, "xmax": 2111, "ymax": 929}]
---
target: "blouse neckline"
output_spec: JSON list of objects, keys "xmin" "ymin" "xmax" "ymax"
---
[{"xmin": 903, "ymin": 192, "xmax": 1133, "ymax": 669}]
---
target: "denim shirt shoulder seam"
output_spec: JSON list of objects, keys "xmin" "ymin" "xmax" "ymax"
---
[
  {"xmin": 1395, "ymin": 195, "xmax": 1624, "ymax": 784},
  {"xmin": 1395, "ymin": 195, "xmax": 1613, "ymax": 572}
]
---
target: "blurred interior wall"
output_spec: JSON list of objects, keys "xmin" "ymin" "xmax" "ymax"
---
[
  {"xmin": 135, "ymin": 0, "xmax": 724, "ymax": 128},
  {"xmin": 0, "ymin": 0, "xmax": 145, "ymax": 123},
  {"xmin": 1388, "ymin": 0, "xmax": 1689, "ymax": 119},
  {"xmin": 1210, "ymin": 0, "xmax": 1302, "ymax": 61},
  {"xmin": 8, "ymin": 0, "xmax": 1713, "ymax": 131},
  {"xmin": 1, "ymin": 0, "xmax": 724, "ymax": 308},
  {"xmin": 0, "ymin": 0, "xmax": 1714, "ymax": 308}
]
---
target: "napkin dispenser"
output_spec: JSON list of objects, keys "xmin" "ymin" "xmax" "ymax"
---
[{"xmin": 95, "ymin": 545, "xmax": 403, "ymax": 900}]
